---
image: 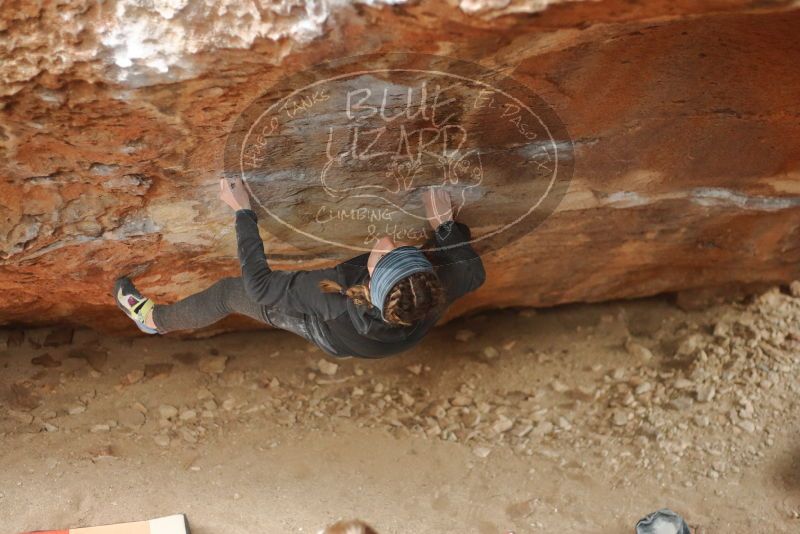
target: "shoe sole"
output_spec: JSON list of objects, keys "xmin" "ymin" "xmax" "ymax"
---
[{"xmin": 114, "ymin": 277, "xmax": 157, "ymax": 334}]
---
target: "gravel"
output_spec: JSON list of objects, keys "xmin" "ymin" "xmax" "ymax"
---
[
  {"xmin": 317, "ymin": 359, "xmax": 339, "ymax": 376},
  {"xmin": 3, "ymin": 283, "xmax": 798, "ymax": 492}
]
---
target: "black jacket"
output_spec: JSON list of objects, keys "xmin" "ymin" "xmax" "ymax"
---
[{"xmin": 235, "ymin": 209, "xmax": 485, "ymax": 358}]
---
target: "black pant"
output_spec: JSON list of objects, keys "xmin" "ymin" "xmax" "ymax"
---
[{"xmin": 151, "ymin": 277, "xmax": 313, "ymax": 342}]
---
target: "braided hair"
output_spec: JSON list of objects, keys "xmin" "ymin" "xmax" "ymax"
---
[{"xmin": 319, "ymin": 271, "xmax": 446, "ymax": 326}]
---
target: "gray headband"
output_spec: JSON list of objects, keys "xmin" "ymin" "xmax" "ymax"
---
[{"xmin": 370, "ymin": 246, "xmax": 434, "ymax": 320}]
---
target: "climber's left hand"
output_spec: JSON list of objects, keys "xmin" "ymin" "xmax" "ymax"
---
[
  {"xmin": 219, "ymin": 176, "xmax": 252, "ymax": 211},
  {"xmin": 422, "ymin": 187, "xmax": 453, "ymax": 229}
]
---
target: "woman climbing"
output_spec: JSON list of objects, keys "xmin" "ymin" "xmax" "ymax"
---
[{"xmin": 114, "ymin": 176, "xmax": 485, "ymax": 359}]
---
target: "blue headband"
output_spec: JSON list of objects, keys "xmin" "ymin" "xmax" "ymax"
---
[{"xmin": 370, "ymin": 246, "xmax": 434, "ymax": 320}]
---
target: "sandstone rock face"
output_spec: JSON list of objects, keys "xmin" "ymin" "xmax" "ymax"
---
[{"xmin": 1, "ymin": 0, "xmax": 799, "ymax": 333}]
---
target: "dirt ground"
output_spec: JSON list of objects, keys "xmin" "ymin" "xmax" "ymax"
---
[{"xmin": 1, "ymin": 287, "xmax": 799, "ymax": 533}]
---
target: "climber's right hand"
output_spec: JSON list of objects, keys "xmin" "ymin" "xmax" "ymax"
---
[{"xmin": 219, "ymin": 176, "xmax": 252, "ymax": 211}]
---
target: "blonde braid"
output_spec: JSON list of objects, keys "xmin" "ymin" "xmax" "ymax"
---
[{"xmin": 319, "ymin": 279, "xmax": 371, "ymax": 307}]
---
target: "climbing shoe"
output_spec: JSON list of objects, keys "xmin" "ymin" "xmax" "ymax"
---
[{"xmin": 114, "ymin": 277, "xmax": 158, "ymax": 334}]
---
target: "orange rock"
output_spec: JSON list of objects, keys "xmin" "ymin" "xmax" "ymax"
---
[{"xmin": 0, "ymin": 0, "xmax": 798, "ymax": 334}]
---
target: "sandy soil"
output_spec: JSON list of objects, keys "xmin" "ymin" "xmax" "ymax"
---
[{"xmin": 1, "ymin": 288, "xmax": 799, "ymax": 533}]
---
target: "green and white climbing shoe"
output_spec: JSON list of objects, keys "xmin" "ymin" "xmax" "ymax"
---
[{"xmin": 114, "ymin": 277, "xmax": 158, "ymax": 334}]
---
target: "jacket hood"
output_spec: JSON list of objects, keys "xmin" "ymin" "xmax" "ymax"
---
[{"xmin": 345, "ymin": 294, "xmax": 429, "ymax": 341}]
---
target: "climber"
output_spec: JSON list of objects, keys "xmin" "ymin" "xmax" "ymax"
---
[{"xmin": 114, "ymin": 176, "xmax": 485, "ymax": 358}]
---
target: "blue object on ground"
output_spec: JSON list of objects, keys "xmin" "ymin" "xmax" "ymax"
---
[{"xmin": 635, "ymin": 509, "xmax": 691, "ymax": 534}]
